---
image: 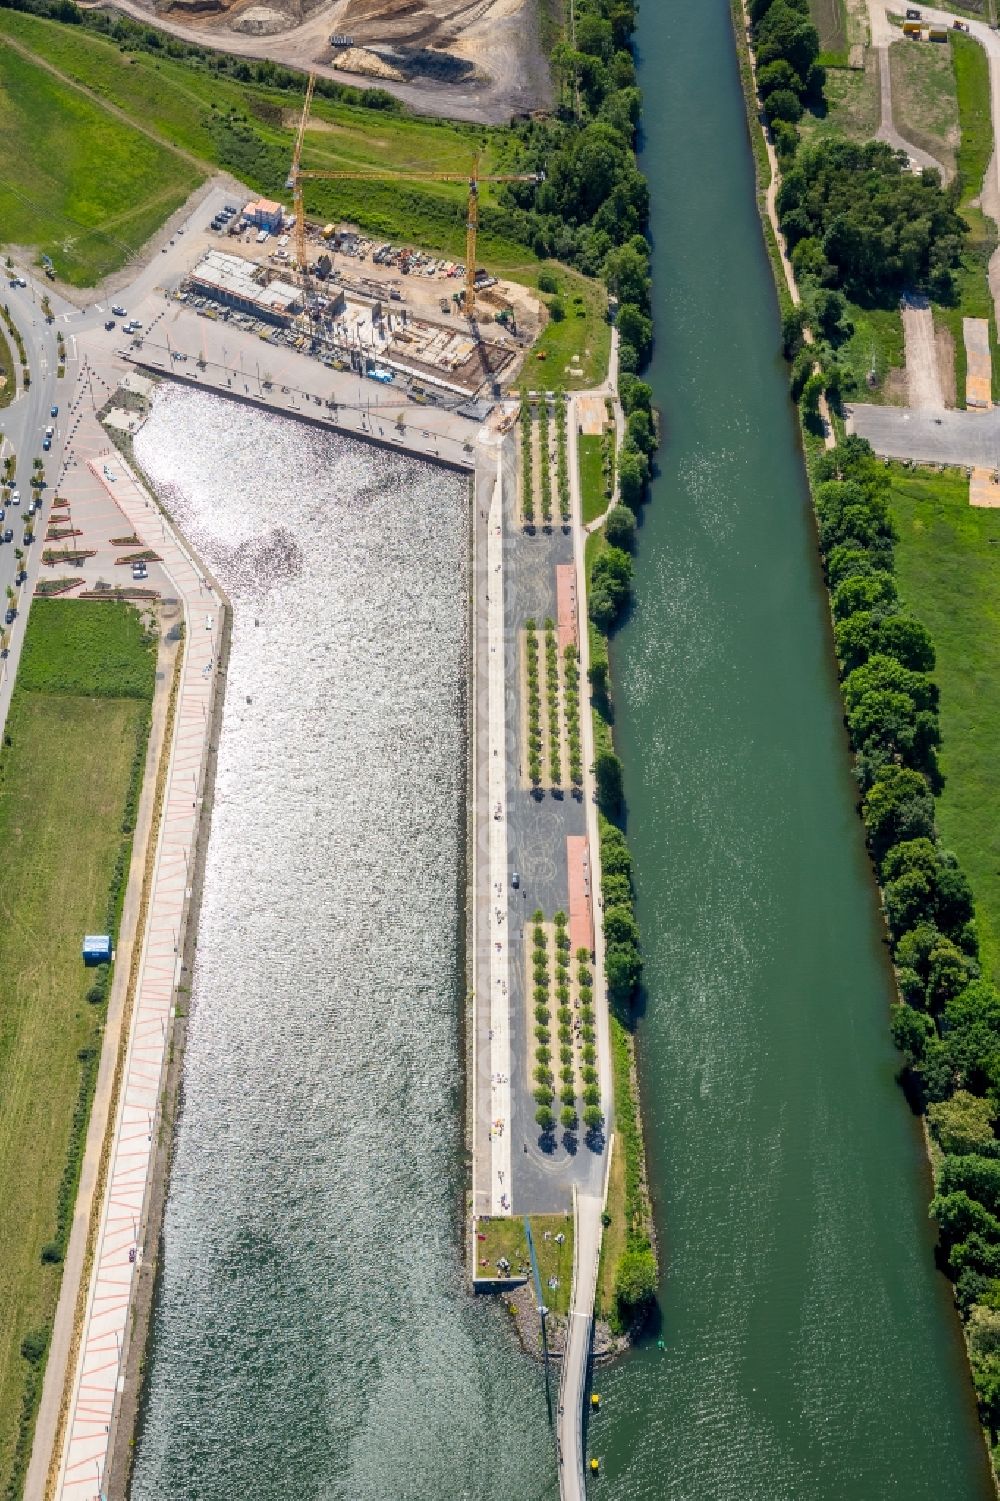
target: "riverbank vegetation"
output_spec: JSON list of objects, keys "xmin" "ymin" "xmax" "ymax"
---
[
  {"xmin": 810, "ymin": 434, "xmax": 1000, "ymax": 1446},
  {"xmin": 0, "ymin": 601, "xmax": 154, "ymax": 1499},
  {"xmin": 740, "ymin": 0, "xmax": 1000, "ymax": 1453}
]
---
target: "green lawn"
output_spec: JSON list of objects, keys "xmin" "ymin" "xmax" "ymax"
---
[
  {"xmin": 953, "ymin": 32, "xmax": 993, "ymax": 197},
  {"xmin": 0, "ymin": 601, "xmax": 154, "ymax": 1497},
  {"xmin": 889, "ymin": 34, "xmax": 960, "ymax": 176},
  {"xmin": 523, "ymin": 265, "xmax": 611, "ymax": 389},
  {"xmin": 799, "ymin": 54, "xmax": 880, "ymax": 144},
  {"xmin": 0, "ymin": 33, "xmax": 200, "ymax": 286},
  {"xmin": 475, "ymin": 1214, "xmax": 575, "ymax": 1317},
  {"xmin": 887, "ymin": 465, "xmax": 1000, "ymax": 983},
  {"xmin": 579, "ymin": 433, "xmax": 607, "ymax": 524},
  {"xmin": 840, "ymin": 301, "xmax": 906, "ymax": 404}
]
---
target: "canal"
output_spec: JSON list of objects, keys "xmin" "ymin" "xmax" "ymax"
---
[{"xmin": 592, "ymin": 0, "xmax": 994, "ymax": 1496}]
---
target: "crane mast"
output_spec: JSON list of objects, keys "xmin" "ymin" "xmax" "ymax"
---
[{"xmin": 285, "ymin": 79, "xmax": 542, "ymax": 319}]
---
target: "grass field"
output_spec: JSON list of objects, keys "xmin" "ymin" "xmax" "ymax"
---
[
  {"xmin": 527, "ymin": 268, "xmax": 611, "ymax": 388},
  {"xmin": 889, "ymin": 36, "xmax": 960, "ymax": 177},
  {"xmin": 810, "ymin": 0, "xmax": 848, "ymax": 57},
  {"xmin": 945, "ymin": 31, "xmax": 1000, "ymax": 404},
  {"xmin": 0, "ymin": 11, "xmax": 518, "ymax": 270},
  {"xmin": 840, "ymin": 301, "xmax": 907, "ymax": 403},
  {"xmin": 799, "ymin": 53, "xmax": 880, "ymax": 144},
  {"xmin": 0, "ymin": 601, "xmax": 154, "ymax": 1497},
  {"xmin": 578, "ymin": 433, "xmax": 607, "ymax": 523},
  {"xmin": 887, "ymin": 465, "xmax": 1000, "ymax": 983},
  {"xmin": 0, "ymin": 34, "xmax": 200, "ymax": 286},
  {"xmin": 475, "ymin": 1214, "xmax": 575, "ymax": 1317}
]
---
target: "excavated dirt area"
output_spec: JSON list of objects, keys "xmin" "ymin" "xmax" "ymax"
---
[{"xmin": 107, "ymin": 0, "xmax": 551, "ymax": 122}]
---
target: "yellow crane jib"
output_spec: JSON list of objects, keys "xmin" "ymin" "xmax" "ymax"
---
[
  {"xmin": 284, "ymin": 86, "xmax": 543, "ymax": 317},
  {"xmin": 287, "ymin": 71, "xmax": 317, "ymax": 274}
]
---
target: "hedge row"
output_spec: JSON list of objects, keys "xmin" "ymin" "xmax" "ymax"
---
[
  {"xmin": 554, "ymin": 390, "xmax": 571, "ymax": 523},
  {"xmin": 525, "ymin": 618, "xmax": 542, "ymax": 789},
  {"xmin": 521, "ymin": 400, "xmax": 534, "ymax": 525},
  {"xmin": 539, "ymin": 401, "xmax": 552, "ymax": 527}
]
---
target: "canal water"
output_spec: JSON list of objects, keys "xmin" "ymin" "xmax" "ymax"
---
[
  {"xmin": 129, "ymin": 389, "xmax": 557, "ymax": 1501},
  {"xmin": 592, "ymin": 0, "xmax": 994, "ymax": 1497}
]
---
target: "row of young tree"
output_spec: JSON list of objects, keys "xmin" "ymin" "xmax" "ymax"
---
[{"xmin": 814, "ymin": 438, "xmax": 1000, "ymax": 1433}]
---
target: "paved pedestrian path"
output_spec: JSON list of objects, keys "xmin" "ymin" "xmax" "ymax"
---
[
  {"xmin": 557, "ymin": 1189, "xmax": 603, "ymax": 1501},
  {"xmin": 54, "ymin": 457, "xmax": 222, "ymax": 1501},
  {"xmin": 486, "ymin": 449, "xmax": 513, "ymax": 1214}
]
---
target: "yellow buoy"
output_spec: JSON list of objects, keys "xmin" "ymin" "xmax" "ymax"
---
[
  {"xmin": 591, "ymin": 1393, "xmax": 601, "ymax": 1409},
  {"xmin": 590, "ymin": 1458, "xmax": 600, "ymax": 1474}
]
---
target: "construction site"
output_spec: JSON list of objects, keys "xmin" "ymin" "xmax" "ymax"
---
[{"xmin": 167, "ymin": 71, "xmax": 543, "ymax": 395}]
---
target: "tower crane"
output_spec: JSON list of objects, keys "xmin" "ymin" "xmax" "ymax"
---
[{"xmin": 286, "ymin": 75, "xmax": 542, "ymax": 318}]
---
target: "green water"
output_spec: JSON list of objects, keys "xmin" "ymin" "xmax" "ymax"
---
[{"xmin": 593, "ymin": 2, "xmax": 994, "ymax": 1496}]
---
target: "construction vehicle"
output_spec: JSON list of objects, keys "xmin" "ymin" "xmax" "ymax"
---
[{"xmin": 287, "ymin": 72, "xmax": 543, "ymax": 318}]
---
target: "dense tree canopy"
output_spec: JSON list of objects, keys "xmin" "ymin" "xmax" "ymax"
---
[{"xmin": 776, "ymin": 138, "xmax": 964, "ymax": 301}]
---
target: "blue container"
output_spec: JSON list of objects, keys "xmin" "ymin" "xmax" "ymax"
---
[{"xmin": 82, "ymin": 934, "xmax": 112, "ymax": 965}]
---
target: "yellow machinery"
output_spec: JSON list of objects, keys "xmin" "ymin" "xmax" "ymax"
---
[{"xmin": 287, "ymin": 73, "xmax": 541, "ymax": 317}]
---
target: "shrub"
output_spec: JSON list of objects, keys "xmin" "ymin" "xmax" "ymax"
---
[{"xmin": 614, "ymin": 1246, "xmax": 657, "ymax": 1318}]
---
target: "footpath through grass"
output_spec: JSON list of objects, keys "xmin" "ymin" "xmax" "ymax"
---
[
  {"xmin": 0, "ymin": 29, "xmax": 200, "ymax": 287},
  {"xmin": 888, "ymin": 465, "xmax": 1000, "ymax": 982},
  {"xmin": 0, "ymin": 601, "xmax": 154, "ymax": 1498}
]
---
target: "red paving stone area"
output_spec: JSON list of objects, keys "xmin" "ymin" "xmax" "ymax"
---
[
  {"xmin": 556, "ymin": 563, "xmax": 579, "ymax": 655},
  {"xmin": 567, "ymin": 835, "xmax": 594, "ymax": 957}
]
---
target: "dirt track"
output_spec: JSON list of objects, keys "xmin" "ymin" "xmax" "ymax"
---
[{"xmin": 86, "ymin": 0, "xmax": 552, "ymax": 122}]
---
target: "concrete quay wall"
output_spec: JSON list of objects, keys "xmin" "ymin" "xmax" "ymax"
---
[{"xmin": 128, "ymin": 354, "xmax": 480, "ymax": 473}]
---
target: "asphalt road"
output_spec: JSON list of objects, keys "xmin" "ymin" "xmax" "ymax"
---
[
  {"xmin": 848, "ymin": 401, "xmax": 1000, "ymax": 467},
  {"xmin": 0, "ymin": 277, "xmax": 78, "ymax": 726}
]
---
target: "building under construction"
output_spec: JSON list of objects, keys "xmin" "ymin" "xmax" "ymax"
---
[{"xmin": 189, "ymin": 250, "xmax": 345, "ymax": 326}]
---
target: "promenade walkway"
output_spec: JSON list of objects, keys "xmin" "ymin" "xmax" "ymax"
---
[
  {"xmin": 486, "ymin": 448, "xmax": 513, "ymax": 1213},
  {"xmin": 50, "ymin": 457, "xmax": 222, "ymax": 1501}
]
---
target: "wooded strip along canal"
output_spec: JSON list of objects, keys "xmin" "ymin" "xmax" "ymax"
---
[{"xmin": 587, "ymin": 0, "xmax": 995, "ymax": 1496}]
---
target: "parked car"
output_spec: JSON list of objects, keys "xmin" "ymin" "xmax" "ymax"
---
[
  {"xmin": 105, "ymin": 320, "xmax": 116, "ymax": 331},
  {"xmin": 42, "ymin": 437, "xmax": 50, "ymax": 451},
  {"xmin": 4, "ymin": 609, "xmax": 14, "ymax": 626},
  {"xmin": 10, "ymin": 491, "xmax": 19, "ymax": 505},
  {"xmin": 3, "ymin": 531, "xmax": 12, "ymax": 545},
  {"xmin": 112, "ymin": 305, "xmax": 126, "ymax": 317},
  {"xmin": 512, "ymin": 872, "xmax": 520, "ymax": 889},
  {"xmin": 50, "ymin": 405, "xmax": 58, "ymax": 418}
]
